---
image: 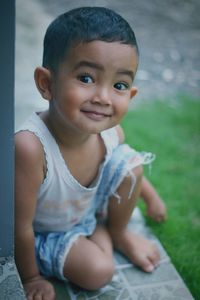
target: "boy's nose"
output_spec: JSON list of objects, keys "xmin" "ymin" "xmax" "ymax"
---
[{"xmin": 91, "ymin": 87, "xmax": 112, "ymax": 105}]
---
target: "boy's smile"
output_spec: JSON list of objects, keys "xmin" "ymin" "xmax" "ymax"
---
[
  {"xmin": 80, "ymin": 109, "xmax": 112, "ymax": 122},
  {"xmin": 41, "ymin": 41, "xmax": 138, "ymax": 136}
]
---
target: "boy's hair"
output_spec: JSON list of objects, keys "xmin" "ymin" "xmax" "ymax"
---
[{"xmin": 42, "ymin": 6, "xmax": 139, "ymax": 72}]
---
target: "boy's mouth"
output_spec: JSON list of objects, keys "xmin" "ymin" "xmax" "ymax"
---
[{"xmin": 80, "ymin": 109, "xmax": 112, "ymax": 121}]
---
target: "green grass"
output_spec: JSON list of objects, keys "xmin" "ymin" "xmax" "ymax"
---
[{"xmin": 121, "ymin": 96, "xmax": 200, "ymax": 300}]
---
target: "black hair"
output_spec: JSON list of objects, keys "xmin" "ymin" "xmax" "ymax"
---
[{"xmin": 42, "ymin": 6, "xmax": 139, "ymax": 72}]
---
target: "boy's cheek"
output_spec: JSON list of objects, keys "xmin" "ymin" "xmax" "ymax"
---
[
  {"xmin": 120, "ymin": 101, "xmax": 129, "ymax": 112},
  {"xmin": 63, "ymin": 86, "xmax": 91, "ymax": 103}
]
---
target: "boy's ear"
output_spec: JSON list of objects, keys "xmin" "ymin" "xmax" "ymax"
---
[
  {"xmin": 130, "ymin": 86, "xmax": 138, "ymax": 100},
  {"xmin": 34, "ymin": 67, "xmax": 53, "ymax": 101}
]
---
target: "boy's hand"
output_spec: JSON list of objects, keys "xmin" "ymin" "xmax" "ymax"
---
[
  {"xmin": 23, "ymin": 275, "xmax": 55, "ymax": 300},
  {"xmin": 141, "ymin": 177, "xmax": 167, "ymax": 223},
  {"xmin": 146, "ymin": 196, "xmax": 167, "ymax": 222}
]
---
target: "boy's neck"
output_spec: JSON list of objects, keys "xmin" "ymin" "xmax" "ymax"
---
[{"xmin": 41, "ymin": 110, "xmax": 93, "ymax": 148}]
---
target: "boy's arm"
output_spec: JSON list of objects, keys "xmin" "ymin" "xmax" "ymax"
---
[
  {"xmin": 141, "ymin": 176, "xmax": 167, "ymax": 222},
  {"xmin": 15, "ymin": 131, "xmax": 45, "ymax": 282},
  {"xmin": 115, "ymin": 125, "xmax": 166, "ymax": 222}
]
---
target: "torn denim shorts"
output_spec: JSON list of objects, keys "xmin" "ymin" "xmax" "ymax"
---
[{"xmin": 35, "ymin": 144, "xmax": 155, "ymax": 280}]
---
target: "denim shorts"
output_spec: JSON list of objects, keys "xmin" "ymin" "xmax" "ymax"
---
[{"xmin": 35, "ymin": 144, "xmax": 155, "ymax": 280}]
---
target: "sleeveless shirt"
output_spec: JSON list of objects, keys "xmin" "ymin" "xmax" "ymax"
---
[{"xmin": 16, "ymin": 112, "xmax": 119, "ymax": 232}]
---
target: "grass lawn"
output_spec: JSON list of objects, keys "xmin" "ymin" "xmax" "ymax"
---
[{"xmin": 121, "ymin": 96, "xmax": 200, "ymax": 300}]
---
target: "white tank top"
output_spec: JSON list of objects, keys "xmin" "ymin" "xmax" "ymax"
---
[{"xmin": 16, "ymin": 112, "xmax": 119, "ymax": 232}]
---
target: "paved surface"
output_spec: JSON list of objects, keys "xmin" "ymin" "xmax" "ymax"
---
[
  {"xmin": 15, "ymin": 0, "xmax": 200, "ymax": 128},
  {"xmin": 0, "ymin": 257, "xmax": 25, "ymax": 300}
]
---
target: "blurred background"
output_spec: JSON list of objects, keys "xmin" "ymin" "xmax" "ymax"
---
[{"xmin": 15, "ymin": 0, "xmax": 200, "ymax": 128}]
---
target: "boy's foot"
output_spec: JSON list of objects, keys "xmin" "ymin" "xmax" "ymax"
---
[
  {"xmin": 111, "ymin": 229, "xmax": 160, "ymax": 272},
  {"xmin": 23, "ymin": 275, "xmax": 55, "ymax": 300}
]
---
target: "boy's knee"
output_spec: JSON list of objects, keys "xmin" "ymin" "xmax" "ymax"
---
[
  {"xmin": 123, "ymin": 164, "xmax": 143, "ymax": 187},
  {"xmin": 132, "ymin": 164, "xmax": 143, "ymax": 180},
  {"xmin": 84, "ymin": 257, "xmax": 115, "ymax": 290}
]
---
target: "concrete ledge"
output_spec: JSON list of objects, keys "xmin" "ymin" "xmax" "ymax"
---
[
  {"xmin": 0, "ymin": 257, "xmax": 25, "ymax": 300},
  {"xmin": 53, "ymin": 209, "xmax": 194, "ymax": 299}
]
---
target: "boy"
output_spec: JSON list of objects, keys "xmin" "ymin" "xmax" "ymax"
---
[{"xmin": 15, "ymin": 7, "xmax": 166, "ymax": 299}]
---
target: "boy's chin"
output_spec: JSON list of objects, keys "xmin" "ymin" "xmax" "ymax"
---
[{"xmin": 87, "ymin": 124, "xmax": 115, "ymax": 134}]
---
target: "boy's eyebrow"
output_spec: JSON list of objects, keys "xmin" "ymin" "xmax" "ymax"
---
[
  {"xmin": 74, "ymin": 60, "xmax": 135, "ymax": 80},
  {"xmin": 74, "ymin": 61, "xmax": 104, "ymax": 71},
  {"xmin": 117, "ymin": 69, "xmax": 135, "ymax": 81}
]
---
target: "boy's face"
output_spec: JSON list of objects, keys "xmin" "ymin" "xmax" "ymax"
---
[{"xmin": 49, "ymin": 41, "xmax": 138, "ymax": 134}]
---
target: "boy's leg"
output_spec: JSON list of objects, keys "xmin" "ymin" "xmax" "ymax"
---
[
  {"xmin": 107, "ymin": 165, "xmax": 160, "ymax": 273},
  {"xmin": 63, "ymin": 225, "xmax": 114, "ymax": 290}
]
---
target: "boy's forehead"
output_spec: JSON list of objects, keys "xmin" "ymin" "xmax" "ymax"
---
[{"xmin": 64, "ymin": 41, "xmax": 138, "ymax": 73}]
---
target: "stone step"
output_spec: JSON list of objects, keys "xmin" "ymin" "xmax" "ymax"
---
[{"xmin": 51, "ymin": 208, "xmax": 194, "ymax": 300}]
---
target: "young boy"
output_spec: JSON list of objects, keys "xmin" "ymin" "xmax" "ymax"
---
[{"xmin": 15, "ymin": 7, "xmax": 166, "ymax": 299}]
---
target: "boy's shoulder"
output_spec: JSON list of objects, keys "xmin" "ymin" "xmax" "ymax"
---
[
  {"xmin": 115, "ymin": 125, "xmax": 125, "ymax": 144},
  {"xmin": 15, "ymin": 130, "xmax": 45, "ymax": 169}
]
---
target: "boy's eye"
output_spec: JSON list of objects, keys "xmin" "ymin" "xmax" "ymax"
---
[
  {"xmin": 78, "ymin": 74, "xmax": 94, "ymax": 84},
  {"xmin": 114, "ymin": 82, "xmax": 129, "ymax": 91}
]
